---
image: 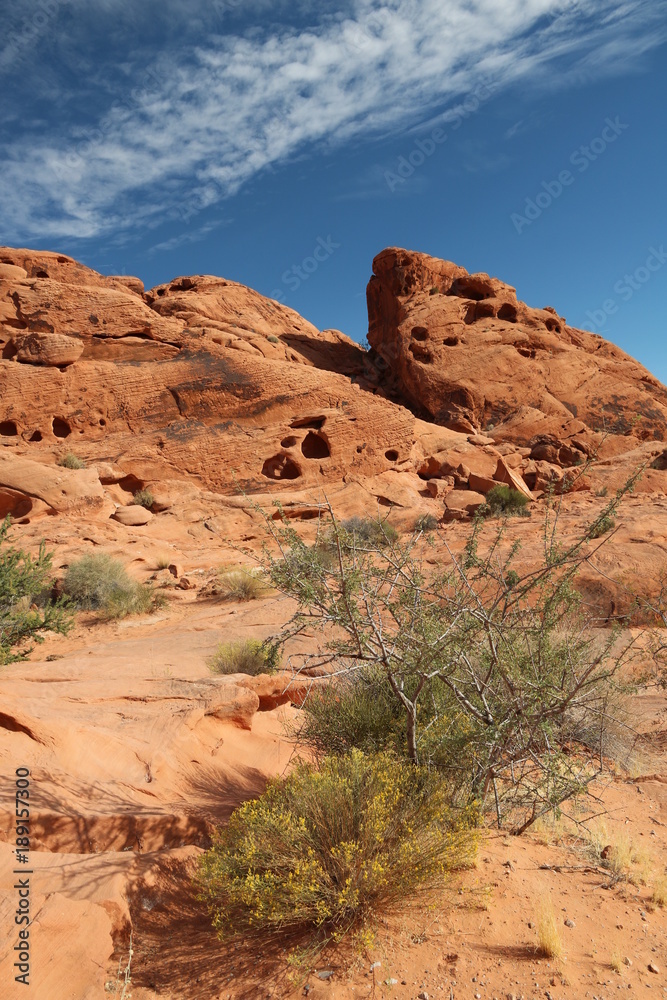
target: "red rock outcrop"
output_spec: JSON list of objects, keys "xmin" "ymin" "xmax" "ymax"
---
[
  {"xmin": 366, "ymin": 248, "xmax": 667, "ymax": 465},
  {"xmin": 0, "ymin": 247, "xmax": 418, "ymax": 509}
]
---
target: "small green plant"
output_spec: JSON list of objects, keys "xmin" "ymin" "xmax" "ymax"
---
[
  {"xmin": 56, "ymin": 452, "xmax": 85, "ymax": 469},
  {"xmin": 195, "ymin": 750, "xmax": 477, "ymax": 942},
  {"xmin": 217, "ymin": 567, "xmax": 268, "ymax": 602},
  {"xmin": 207, "ymin": 638, "xmax": 280, "ymax": 675},
  {"xmin": 0, "ymin": 517, "xmax": 72, "ymax": 663},
  {"xmin": 63, "ymin": 553, "xmax": 161, "ymax": 621},
  {"xmin": 481, "ymin": 484, "xmax": 530, "ymax": 517},
  {"xmin": 267, "ymin": 335, "xmax": 279, "ymax": 343},
  {"xmin": 429, "ymin": 286, "xmax": 439, "ymax": 295},
  {"xmin": 414, "ymin": 513, "xmax": 439, "ymax": 532},
  {"xmin": 133, "ymin": 489, "xmax": 154, "ymax": 509},
  {"xmin": 588, "ymin": 514, "xmax": 616, "ymax": 539},
  {"xmin": 594, "ymin": 486, "xmax": 609, "ymax": 498}
]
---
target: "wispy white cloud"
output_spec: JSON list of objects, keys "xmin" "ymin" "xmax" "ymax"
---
[{"xmin": 1, "ymin": 0, "xmax": 665, "ymax": 241}]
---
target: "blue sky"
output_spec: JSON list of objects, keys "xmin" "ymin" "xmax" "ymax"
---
[{"xmin": 2, "ymin": 0, "xmax": 666, "ymax": 377}]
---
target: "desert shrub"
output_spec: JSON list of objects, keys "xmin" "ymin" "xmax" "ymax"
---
[
  {"xmin": 481, "ymin": 484, "xmax": 530, "ymax": 517},
  {"xmin": 414, "ymin": 513, "xmax": 439, "ymax": 532},
  {"xmin": 0, "ymin": 517, "xmax": 72, "ymax": 663},
  {"xmin": 429, "ymin": 286, "xmax": 439, "ymax": 295},
  {"xmin": 588, "ymin": 514, "xmax": 615, "ymax": 539},
  {"xmin": 260, "ymin": 471, "xmax": 643, "ymax": 833},
  {"xmin": 133, "ymin": 489, "xmax": 154, "ymax": 509},
  {"xmin": 217, "ymin": 567, "xmax": 268, "ymax": 602},
  {"xmin": 155, "ymin": 555, "xmax": 171, "ymax": 570},
  {"xmin": 338, "ymin": 516, "xmax": 398, "ymax": 547},
  {"xmin": 207, "ymin": 638, "xmax": 279, "ymax": 675},
  {"xmin": 63, "ymin": 553, "xmax": 160, "ymax": 621},
  {"xmin": 297, "ymin": 670, "xmax": 406, "ymax": 759},
  {"xmin": 297, "ymin": 669, "xmax": 477, "ymax": 785},
  {"xmin": 56, "ymin": 452, "xmax": 85, "ymax": 469},
  {"xmin": 267, "ymin": 335, "xmax": 279, "ymax": 343},
  {"xmin": 196, "ymin": 750, "xmax": 477, "ymax": 941}
]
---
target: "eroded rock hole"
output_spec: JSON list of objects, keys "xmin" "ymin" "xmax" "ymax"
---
[
  {"xmin": 450, "ymin": 276, "xmax": 495, "ymax": 300},
  {"xmin": 290, "ymin": 416, "xmax": 326, "ymax": 430},
  {"xmin": 411, "ymin": 327, "xmax": 428, "ymax": 341},
  {"xmin": 262, "ymin": 454, "xmax": 302, "ymax": 480},
  {"xmin": 409, "ymin": 342, "xmax": 433, "ymax": 363},
  {"xmin": 0, "ymin": 420, "xmax": 18, "ymax": 436},
  {"xmin": 35, "ymin": 270, "xmax": 49, "ymax": 278},
  {"xmin": 385, "ymin": 449, "xmax": 399, "ymax": 462},
  {"xmin": 118, "ymin": 474, "xmax": 144, "ymax": 494},
  {"xmin": 280, "ymin": 436, "xmax": 297, "ymax": 448},
  {"xmin": 443, "ymin": 336, "xmax": 459, "ymax": 347},
  {"xmin": 545, "ymin": 318, "xmax": 561, "ymax": 333},
  {"xmin": 300, "ymin": 432, "xmax": 330, "ymax": 459},
  {"xmin": 52, "ymin": 417, "xmax": 71, "ymax": 438},
  {"xmin": 464, "ymin": 300, "xmax": 496, "ymax": 325},
  {"xmin": 497, "ymin": 303, "xmax": 518, "ymax": 323},
  {"xmin": 29, "ymin": 430, "xmax": 43, "ymax": 442}
]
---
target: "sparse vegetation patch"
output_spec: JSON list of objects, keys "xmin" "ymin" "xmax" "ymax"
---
[
  {"xmin": 207, "ymin": 638, "xmax": 280, "ymax": 675},
  {"xmin": 196, "ymin": 750, "xmax": 477, "ymax": 941},
  {"xmin": 63, "ymin": 553, "xmax": 161, "ymax": 621}
]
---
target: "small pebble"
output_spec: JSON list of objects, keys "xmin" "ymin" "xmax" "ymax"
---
[
  {"xmin": 565, "ymin": 918, "xmax": 575, "ymax": 928},
  {"xmin": 648, "ymin": 963, "xmax": 659, "ymax": 974}
]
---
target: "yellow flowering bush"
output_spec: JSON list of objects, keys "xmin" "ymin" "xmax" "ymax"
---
[{"xmin": 195, "ymin": 750, "xmax": 477, "ymax": 939}]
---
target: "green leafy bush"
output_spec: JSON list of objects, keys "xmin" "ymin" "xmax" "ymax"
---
[
  {"xmin": 296, "ymin": 670, "xmax": 406, "ymax": 759},
  {"xmin": 429, "ymin": 286, "xmax": 439, "ymax": 295},
  {"xmin": 207, "ymin": 638, "xmax": 279, "ymax": 675},
  {"xmin": 56, "ymin": 452, "xmax": 86, "ymax": 470},
  {"xmin": 0, "ymin": 518, "xmax": 72, "ymax": 663},
  {"xmin": 217, "ymin": 568, "xmax": 268, "ymax": 602},
  {"xmin": 196, "ymin": 750, "xmax": 477, "ymax": 940},
  {"xmin": 133, "ymin": 489, "xmax": 154, "ymax": 509},
  {"xmin": 261, "ymin": 472, "xmax": 643, "ymax": 832},
  {"xmin": 63, "ymin": 553, "xmax": 160, "ymax": 621},
  {"xmin": 482, "ymin": 484, "xmax": 530, "ymax": 517},
  {"xmin": 267, "ymin": 335, "xmax": 280, "ymax": 344}
]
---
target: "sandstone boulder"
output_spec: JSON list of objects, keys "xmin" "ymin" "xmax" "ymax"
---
[
  {"xmin": 14, "ymin": 331, "xmax": 84, "ymax": 367},
  {"xmin": 444, "ymin": 489, "xmax": 486, "ymax": 520},
  {"xmin": 112, "ymin": 505, "xmax": 154, "ymax": 526},
  {"xmin": 493, "ymin": 458, "xmax": 534, "ymax": 500},
  {"xmin": 0, "ymin": 453, "xmax": 112, "ymax": 516},
  {"xmin": 0, "ymin": 262, "xmax": 27, "ymax": 279}
]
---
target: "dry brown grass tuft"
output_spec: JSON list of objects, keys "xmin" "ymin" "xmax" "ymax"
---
[{"xmin": 536, "ymin": 901, "xmax": 563, "ymax": 959}]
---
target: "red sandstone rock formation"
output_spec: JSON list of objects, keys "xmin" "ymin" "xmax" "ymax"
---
[{"xmin": 366, "ymin": 247, "xmax": 667, "ymax": 468}]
